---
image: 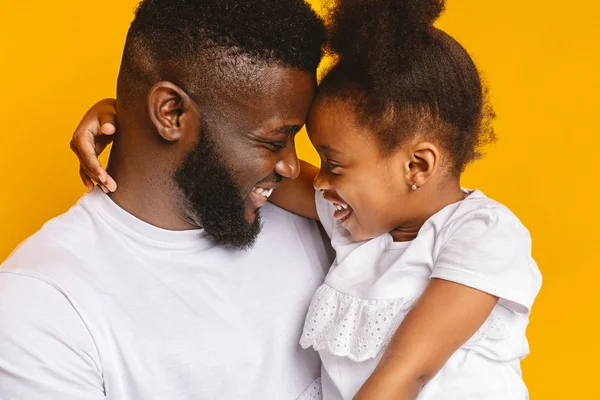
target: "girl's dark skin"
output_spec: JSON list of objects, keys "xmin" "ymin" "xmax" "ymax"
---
[{"xmin": 71, "ymin": 91, "xmax": 497, "ymax": 399}]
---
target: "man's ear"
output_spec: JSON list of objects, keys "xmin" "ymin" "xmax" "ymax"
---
[
  {"xmin": 147, "ymin": 81, "xmax": 199, "ymax": 142},
  {"xmin": 405, "ymin": 141, "xmax": 440, "ymax": 189}
]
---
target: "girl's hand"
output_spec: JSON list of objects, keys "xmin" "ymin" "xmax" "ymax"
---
[{"xmin": 70, "ymin": 98, "xmax": 118, "ymax": 193}]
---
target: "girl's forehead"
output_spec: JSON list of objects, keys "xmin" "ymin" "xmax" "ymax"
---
[
  {"xmin": 308, "ymin": 112, "xmax": 382, "ymax": 163},
  {"xmin": 308, "ymin": 97, "xmax": 363, "ymax": 136}
]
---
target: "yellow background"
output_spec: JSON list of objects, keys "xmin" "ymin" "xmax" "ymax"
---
[{"xmin": 0, "ymin": 1, "xmax": 597, "ymax": 397}]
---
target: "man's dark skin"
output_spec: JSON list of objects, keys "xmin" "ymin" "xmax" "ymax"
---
[{"xmin": 104, "ymin": 66, "xmax": 316, "ymax": 232}]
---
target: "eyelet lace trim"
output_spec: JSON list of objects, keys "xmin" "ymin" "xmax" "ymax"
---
[
  {"xmin": 296, "ymin": 378, "xmax": 322, "ymax": 400},
  {"xmin": 300, "ymin": 285, "xmax": 509, "ymax": 362}
]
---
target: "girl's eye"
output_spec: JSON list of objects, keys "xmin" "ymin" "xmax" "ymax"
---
[{"xmin": 325, "ymin": 161, "xmax": 341, "ymax": 175}]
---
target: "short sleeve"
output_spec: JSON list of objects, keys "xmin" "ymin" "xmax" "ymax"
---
[
  {"xmin": 0, "ymin": 272, "xmax": 105, "ymax": 400},
  {"xmin": 431, "ymin": 208, "xmax": 542, "ymax": 314},
  {"xmin": 315, "ymin": 191, "xmax": 336, "ymax": 239}
]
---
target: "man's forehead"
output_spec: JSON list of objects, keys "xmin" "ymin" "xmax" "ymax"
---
[
  {"xmin": 217, "ymin": 71, "xmax": 314, "ymax": 122},
  {"xmin": 197, "ymin": 52, "xmax": 304, "ymax": 94}
]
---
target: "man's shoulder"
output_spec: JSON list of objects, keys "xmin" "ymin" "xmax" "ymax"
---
[
  {"xmin": 259, "ymin": 202, "xmax": 327, "ymax": 247},
  {"xmin": 258, "ymin": 203, "xmax": 333, "ymax": 266},
  {"xmin": 260, "ymin": 202, "xmax": 318, "ymax": 230},
  {"xmin": 1, "ymin": 194, "xmax": 102, "ymax": 281},
  {"xmin": 0, "ymin": 197, "xmax": 99, "ymax": 332}
]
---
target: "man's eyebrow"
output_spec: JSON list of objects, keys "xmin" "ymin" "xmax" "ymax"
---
[{"xmin": 270, "ymin": 125, "xmax": 303, "ymax": 135}]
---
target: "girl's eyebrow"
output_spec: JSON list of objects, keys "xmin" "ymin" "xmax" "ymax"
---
[{"xmin": 315, "ymin": 144, "xmax": 342, "ymax": 156}]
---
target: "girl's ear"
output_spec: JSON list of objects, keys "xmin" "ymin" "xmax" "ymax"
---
[{"xmin": 405, "ymin": 141, "xmax": 440, "ymax": 189}]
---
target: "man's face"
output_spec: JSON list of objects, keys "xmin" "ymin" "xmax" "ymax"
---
[{"xmin": 174, "ymin": 66, "xmax": 316, "ymax": 249}]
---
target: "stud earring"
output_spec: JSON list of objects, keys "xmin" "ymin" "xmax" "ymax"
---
[{"xmin": 411, "ymin": 183, "xmax": 419, "ymax": 191}]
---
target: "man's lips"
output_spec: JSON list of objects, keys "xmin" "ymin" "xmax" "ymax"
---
[{"xmin": 247, "ymin": 185, "xmax": 277, "ymax": 209}]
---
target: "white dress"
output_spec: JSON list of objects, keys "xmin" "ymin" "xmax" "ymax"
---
[{"xmin": 299, "ymin": 190, "xmax": 542, "ymax": 400}]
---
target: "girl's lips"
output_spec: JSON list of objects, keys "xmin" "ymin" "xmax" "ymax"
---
[
  {"xmin": 322, "ymin": 192, "xmax": 353, "ymax": 223},
  {"xmin": 333, "ymin": 206, "xmax": 352, "ymax": 221}
]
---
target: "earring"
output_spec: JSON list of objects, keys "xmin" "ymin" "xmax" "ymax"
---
[{"xmin": 411, "ymin": 183, "xmax": 419, "ymax": 191}]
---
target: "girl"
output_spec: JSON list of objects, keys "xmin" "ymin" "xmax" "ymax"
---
[{"xmin": 72, "ymin": 0, "xmax": 541, "ymax": 398}]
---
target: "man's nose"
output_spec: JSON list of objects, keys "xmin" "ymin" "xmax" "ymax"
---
[{"xmin": 274, "ymin": 140, "xmax": 300, "ymax": 180}]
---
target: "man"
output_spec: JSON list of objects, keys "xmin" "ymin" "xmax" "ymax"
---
[{"xmin": 0, "ymin": 0, "xmax": 330, "ymax": 398}]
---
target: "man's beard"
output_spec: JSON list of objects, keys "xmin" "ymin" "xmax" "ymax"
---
[{"xmin": 173, "ymin": 126, "xmax": 262, "ymax": 250}]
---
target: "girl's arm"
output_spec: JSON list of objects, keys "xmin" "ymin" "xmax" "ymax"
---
[
  {"xmin": 354, "ymin": 279, "xmax": 498, "ymax": 400},
  {"xmin": 71, "ymin": 98, "xmax": 319, "ymax": 220}
]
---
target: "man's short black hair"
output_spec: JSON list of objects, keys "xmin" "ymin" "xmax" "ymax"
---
[{"xmin": 118, "ymin": 0, "xmax": 325, "ymax": 104}]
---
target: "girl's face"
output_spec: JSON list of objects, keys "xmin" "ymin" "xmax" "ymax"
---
[{"xmin": 307, "ymin": 97, "xmax": 418, "ymax": 242}]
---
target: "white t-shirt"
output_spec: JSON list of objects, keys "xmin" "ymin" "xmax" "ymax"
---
[
  {"xmin": 300, "ymin": 190, "xmax": 542, "ymax": 400},
  {"xmin": 0, "ymin": 189, "xmax": 331, "ymax": 400}
]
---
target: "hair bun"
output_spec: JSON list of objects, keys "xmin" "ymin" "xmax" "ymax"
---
[
  {"xmin": 327, "ymin": 0, "xmax": 446, "ymax": 68},
  {"xmin": 398, "ymin": 0, "xmax": 446, "ymax": 29}
]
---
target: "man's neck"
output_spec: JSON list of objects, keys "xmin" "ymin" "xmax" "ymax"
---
[{"xmin": 106, "ymin": 144, "xmax": 196, "ymax": 231}]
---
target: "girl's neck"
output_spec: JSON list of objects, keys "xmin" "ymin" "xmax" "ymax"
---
[{"xmin": 389, "ymin": 181, "xmax": 466, "ymax": 242}]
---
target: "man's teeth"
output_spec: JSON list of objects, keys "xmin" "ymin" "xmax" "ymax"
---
[
  {"xmin": 334, "ymin": 203, "xmax": 349, "ymax": 211},
  {"xmin": 252, "ymin": 187, "xmax": 274, "ymax": 198}
]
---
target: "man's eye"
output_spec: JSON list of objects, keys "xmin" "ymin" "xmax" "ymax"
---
[
  {"xmin": 264, "ymin": 141, "xmax": 287, "ymax": 151},
  {"xmin": 257, "ymin": 137, "xmax": 288, "ymax": 152}
]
